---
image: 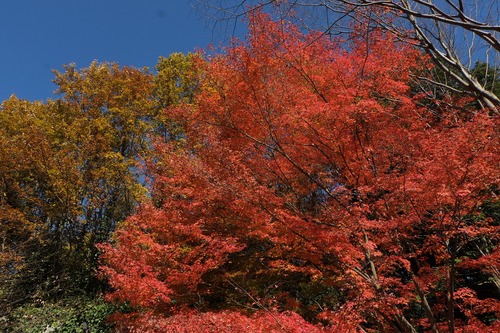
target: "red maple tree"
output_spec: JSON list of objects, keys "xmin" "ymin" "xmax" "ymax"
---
[{"xmin": 99, "ymin": 12, "xmax": 500, "ymax": 332}]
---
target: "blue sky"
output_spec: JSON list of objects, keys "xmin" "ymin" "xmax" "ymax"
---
[{"xmin": 0, "ymin": 0, "xmax": 213, "ymax": 102}]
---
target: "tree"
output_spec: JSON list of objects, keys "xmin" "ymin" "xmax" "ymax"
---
[
  {"xmin": 0, "ymin": 62, "xmax": 154, "ymax": 317},
  {"xmin": 153, "ymin": 52, "xmax": 203, "ymax": 144},
  {"xmin": 100, "ymin": 12, "xmax": 499, "ymax": 332},
  {"xmin": 1, "ymin": 54, "xmax": 207, "ymax": 331},
  {"xmin": 197, "ymin": 0, "xmax": 500, "ymax": 111}
]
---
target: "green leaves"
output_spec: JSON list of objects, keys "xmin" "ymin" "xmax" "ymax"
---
[
  {"xmin": 6, "ymin": 297, "xmax": 115, "ymax": 333},
  {"xmin": 154, "ymin": 53, "xmax": 202, "ymax": 108}
]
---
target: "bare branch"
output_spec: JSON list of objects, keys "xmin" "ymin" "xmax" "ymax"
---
[{"xmin": 196, "ymin": 0, "xmax": 500, "ymax": 110}]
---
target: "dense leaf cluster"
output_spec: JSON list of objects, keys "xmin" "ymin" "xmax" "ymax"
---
[
  {"xmin": 99, "ymin": 12, "xmax": 500, "ymax": 333},
  {"xmin": 0, "ymin": 55, "xmax": 198, "ymax": 331},
  {"xmin": 1, "ymin": 10, "xmax": 499, "ymax": 333}
]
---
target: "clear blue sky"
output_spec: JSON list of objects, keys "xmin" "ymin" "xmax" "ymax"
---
[{"xmin": 0, "ymin": 0, "xmax": 213, "ymax": 102}]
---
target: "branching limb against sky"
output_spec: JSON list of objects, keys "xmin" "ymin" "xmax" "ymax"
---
[{"xmin": 194, "ymin": 0, "xmax": 499, "ymax": 111}]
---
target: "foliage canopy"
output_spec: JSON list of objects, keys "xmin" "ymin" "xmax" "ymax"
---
[{"xmin": 99, "ymin": 12, "xmax": 500, "ymax": 333}]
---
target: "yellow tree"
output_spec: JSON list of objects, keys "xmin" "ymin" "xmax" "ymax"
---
[
  {"xmin": 1, "ymin": 54, "xmax": 204, "ymax": 329},
  {"xmin": 0, "ymin": 62, "xmax": 154, "ymax": 312}
]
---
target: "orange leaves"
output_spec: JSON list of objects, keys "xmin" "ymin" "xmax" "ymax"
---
[{"xmin": 97, "ymin": 10, "xmax": 500, "ymax": 332}]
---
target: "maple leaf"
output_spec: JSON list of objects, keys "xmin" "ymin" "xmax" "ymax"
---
[{"xmin": 99, "ymin": 10, "xmax": 500, "ymax": 332}]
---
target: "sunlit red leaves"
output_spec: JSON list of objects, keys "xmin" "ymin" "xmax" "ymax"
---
[
  {"xmin": 99, "ymin": 11, "xmax": 500, "ymax": 332},
  {"xmin": 110, "ymin": 309, "xmax": 338, "ymax": 333}
]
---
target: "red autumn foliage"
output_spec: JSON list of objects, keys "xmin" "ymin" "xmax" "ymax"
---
[
  {"xmin": 109, "ymin": 310, "xmax": 339, "ymax": 333},
  {"xmin": 99, "ymin": 12, "xmax": 500, "ymax": 332}
]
